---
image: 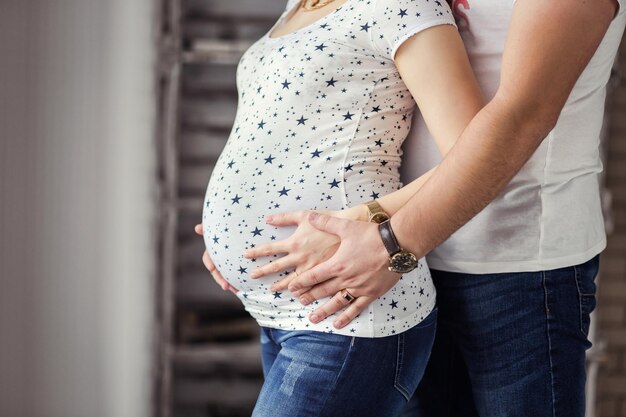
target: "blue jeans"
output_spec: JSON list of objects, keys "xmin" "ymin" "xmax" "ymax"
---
[
  {"xmin": 252, "ymin": 308, "xmax": 438, "ymax": 417},
  {"xmin": 401, "ymin": 255, "xmax": 600, "ymax": 417}
]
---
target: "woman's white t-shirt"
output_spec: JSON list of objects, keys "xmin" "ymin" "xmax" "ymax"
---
[{"xmin": 202, "ymin": 0, "xmax": 456, "ymax": 337}]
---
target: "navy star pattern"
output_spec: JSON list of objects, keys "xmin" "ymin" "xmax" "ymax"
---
[{"xmin": 201, "ymin": 0, "xmax": 453, "ymax": 338}]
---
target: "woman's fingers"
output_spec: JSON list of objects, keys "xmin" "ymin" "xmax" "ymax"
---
[
  {"xmin": 265, "ymin": 210, "xmax": 307, "ymax": 226},
  {"xmin": 243, "ymin": 240, "xmax": 290, "ymax": 259},
  {"xmin": 332, "ymin": 297, "xmax": 372, "ymax": 329},
  {"xmin": 196, "ymin": 225, "xmax": 238, "ymax": 293},
  {"xmin": 269, "ymin": 274, "xmax": 291, "ymax": 293},
  {"xmin": 250, "ymin": 254, "xmax": 299, "ymax": 279},
  {"xmin": 202, "ymin": 250, "xmax": 238, "ymax": 292},
  {"xmin": 201, "ymin": 249, "xmax": 217, "ymax": 273}
]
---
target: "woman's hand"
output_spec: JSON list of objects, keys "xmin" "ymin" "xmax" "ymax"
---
[
  {"xmin": 285, "ymin": 212, "xmax": 403, "ymax": 329},
  {"xmin": 242, "ymin": 205, "xmax": 368, "ymax": 292},
  {"xmin": 194, "ymin": 224, "xmax": 239, "ymax": 294}
]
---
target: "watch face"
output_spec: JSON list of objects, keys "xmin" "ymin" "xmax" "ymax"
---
[
  {"xmin": 370, "ymin": 212, "xmax": 390, "ymax": 224},
  {"xmin": 389, "ymin": 251, "xmax": 418, "ymax": 274}
]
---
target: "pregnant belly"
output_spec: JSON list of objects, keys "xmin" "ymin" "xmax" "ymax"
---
[
  {"xmin": 201, "ymin": 132, "xmax": 404, "ymax": 294},
  {"xmin": 202, "ymin": 212, "xmax": 297, "ymax": 293},
  {"xmin": 201, "ymin": 163, "xmax": 345, "ymax": 293}
]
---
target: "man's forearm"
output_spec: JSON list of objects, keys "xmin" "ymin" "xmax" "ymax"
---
[
  {"xmin": 390, "ymin": 94, "xmax": 553, "ymax": 258},
  {"xmin": 389, "ymin": 0, "xmax": 617, "ymax": 258}
]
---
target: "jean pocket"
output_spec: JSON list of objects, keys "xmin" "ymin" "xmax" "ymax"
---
[
  {"xmin": 394, "ymin": 307, "xmax": 437, "ymax": 401},
  {"xmin": 574, "ymin": 257, "xmax": 599, "ymax": 336}
]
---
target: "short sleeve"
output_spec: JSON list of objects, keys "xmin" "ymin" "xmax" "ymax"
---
[
  {"xmin": 284, "ymin": 0, "xmax": 301, "ymax": 13},
  {"xmin": 369, "ymin": 0, "xmax": 457, "ymax": 60}
]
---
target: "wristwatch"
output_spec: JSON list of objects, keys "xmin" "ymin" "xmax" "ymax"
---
[
  {"xmin": 365, "ymin": 200, "xmax": 390, "ymax": 224},
  {"xmin": 378, "ymin": 219, "xmax": 419, "ymax": 274}
]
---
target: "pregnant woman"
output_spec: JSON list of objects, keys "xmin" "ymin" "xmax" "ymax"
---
[{"xmin": 200, "ymin": 0, "xmax": 483, "ymax": 415}]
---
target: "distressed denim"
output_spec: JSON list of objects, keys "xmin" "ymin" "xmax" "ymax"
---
[
  {"xmin": 252, "ymin": 307, "xmax": 437, "ymax": 417},
  {"xmin": 401, "ymin": 255, "xmax": 600, "ymax": 417}
]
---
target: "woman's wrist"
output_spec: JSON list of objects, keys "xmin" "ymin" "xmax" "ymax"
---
[{"xmin": 335, "ymin": 204, "xmax": 369, "ymax": 222}]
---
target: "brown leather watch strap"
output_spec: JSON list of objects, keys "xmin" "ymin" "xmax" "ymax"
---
[{"xmin": 378, "ymin": 219, "xmax": 401, "ymax": 256}]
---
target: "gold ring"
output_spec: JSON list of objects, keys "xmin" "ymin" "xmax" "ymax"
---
[{"xmin": 340, "ymin": 288, "xmax": 356, "ymax": 304}]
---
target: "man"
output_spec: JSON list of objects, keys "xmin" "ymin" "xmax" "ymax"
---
[{"xmin": 197, "ymin": 0, "xmax": 625, "ymax": 415}]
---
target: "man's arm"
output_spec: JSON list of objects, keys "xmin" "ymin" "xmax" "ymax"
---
[
  {"xmin": 392, "ymin": 0, "xmax": 618, "ymax": 258},
  {"xmin": 281, "ymin": 0, "xmax": 620, "ymax": 328}
]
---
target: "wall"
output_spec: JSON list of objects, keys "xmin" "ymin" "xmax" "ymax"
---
[
  {"xmin": 598, "ymin": 35, "xmax": 626, "ymax": 417},
  {"xmin": 0, "ymin": 1, "xmax": 156, "ymax": 416}
]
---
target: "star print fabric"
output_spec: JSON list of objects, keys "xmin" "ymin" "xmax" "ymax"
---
[
  {"xmin": 371, "ymin": 0, "xmax": 456, "ymax": 59},
  {"xmin": 202, "ymin": 0, "xmax": 455, "ymax": 337}
]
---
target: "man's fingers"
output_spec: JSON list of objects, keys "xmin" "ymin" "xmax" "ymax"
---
[
  {"xmin": 265, "ymin": 210, "xmax": 306, "ymax": 226},
  {"xmin": 332, "ymin": 297, "xmax": 371, "ymax": 329},
  {"xmin": 194, "ymin": 224, "xmax": 203, "ymax": 236},
  {"xmin": 250, "ymin": 255, "xmax": 299, "ymax": 279},
  {"xmin": 297, "ymin": 278, "xmax": 342, "ymax": 306},
  {"xmin": 288, "ymin": 261, "xmax": 333, "ymax": 292},
  {"xmin": 308, "ymin": 289, "xmax": 357, "ymax": 324},
  {"xmin": 307, "ymin": 212, "xmax": 350, "ymax": 237},
  {"xmin": 244, "ymin": 240, "xmax": 289, "ymax": 259}
]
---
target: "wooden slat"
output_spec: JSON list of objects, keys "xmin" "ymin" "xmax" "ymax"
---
[
  {"xmin": 179, "ymin": 129, "xmax": 227, "ymax": 162},
  {"xmin": 161, "ymin": 2, "xmax": 285, "ymax": 416},
  {"xmin": 178, "ymin": 164, "xmax": 212, "ymax": 198},
  {"xmin": 172, "ymin": 341, "xmax": 262, "ymax": 374},
  {"xmin": 184, "ymin": 20, "xmax": 272, "ymax": 43},
  {"xmin": 177, "ymin": 316, "xmax": 259, "ymax": 344},
  {"xmin": 180, "ymin": 95, "xmax": 237, "ymax": 129},
  {"xmin": 175, "ymin": 270, "xmax": 243, "ymax": 307},
  {"xmin": 183, "ymin": 0, "xmax": 285, "ymax": 19},
  {"xmin": 182, "ymin": 62, "xmax": 238, "ymax": 91},
  {"xmin": 173, "ymin": 378, "xmax": 262, "ymax": 412}
]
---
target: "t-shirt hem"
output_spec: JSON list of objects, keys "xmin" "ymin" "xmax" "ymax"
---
[
  {"xmin": 390, "ymin": 19, "xmax": 458, "ymax": 60},
  {"xmin": 371, "ymin": 296, "xmax": 437, "ymax": 337},
  {"xmin": 254, "ymin": 297, "xmax": 437, "ymax": 338},
  {"xmin": 426, "ymin": 238, "xmax": 607, "ymax": 274}
]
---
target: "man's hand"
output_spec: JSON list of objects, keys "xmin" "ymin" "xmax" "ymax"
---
[
  {"xmin": 284, "ymin": 212, "xmax": 404, "ymax": 329},
  {"xmin": 194, "ymin": 224, "xmax": 238, "ymax": 294}
]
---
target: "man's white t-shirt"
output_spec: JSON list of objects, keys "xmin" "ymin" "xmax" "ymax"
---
[{"xmin": 401, "ymin": 0, "xmax": 626, "ymax": 274}]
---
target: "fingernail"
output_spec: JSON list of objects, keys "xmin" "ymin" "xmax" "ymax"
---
[
  {"xmin": 300, "ymin": 296, "xmax": 310, "ymax": 305},
  {"xmin": 334, "ymin": 319, "xmax": 343, "ymax": 328},
  {"xmin": 309, "ymin": 212, "xmax": 319, "ymax": 222},
  {"xmin": 310, "ymin": 313, "xmax": 319, "ymax": 323},
  {"xmin": 265, "ymin": 215, "xmax": 273, "ymax": 223}
]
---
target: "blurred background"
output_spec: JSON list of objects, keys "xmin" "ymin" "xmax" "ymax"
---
[{"xmin": 0, "ymin": 0, "xmax": 625, "ymax": 416}]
